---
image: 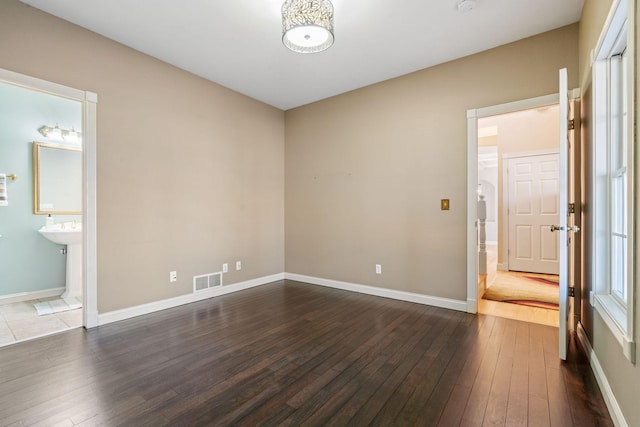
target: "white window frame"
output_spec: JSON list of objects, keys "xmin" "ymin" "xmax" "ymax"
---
[{"xmin": 592, "ymin": 0, "xmax": 636, "ymax": 363}]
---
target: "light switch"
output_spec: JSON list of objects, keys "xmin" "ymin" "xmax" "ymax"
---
[{"xmin": 441, "ymin": 199, "xmax": 450, "ymax": 210}]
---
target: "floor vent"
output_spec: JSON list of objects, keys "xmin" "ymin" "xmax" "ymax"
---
[{"xmin": 193, "ymin": 272, "xmax": 222, "ymax": 292}]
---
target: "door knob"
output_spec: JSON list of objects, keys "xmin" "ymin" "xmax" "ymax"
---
[{"xmin": 550, "ymin": 225, "xmax": 580, "ymax": 232}]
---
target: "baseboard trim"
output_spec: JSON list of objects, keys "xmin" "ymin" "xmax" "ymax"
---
[
  {"xmin": 467, "ymin": 298, "xmax": 478, "ymax": 314},
  {"xmin": 576, "ymin": 322, "xmax": 628, "ymax": 427},
  {"xmin": 284, "ymin": 273, "xmax": 468, "ymax": 312},
  {"xmin": 84, "ymin": 309, "xmax": 99, "ymax": 329},
  {"xmin": 0, "ymin": 287, "xmax": 64, "ymax": 305},
  {"xmin": 98, "ymin": 273, "xmax": 285, "ymax": 326}
]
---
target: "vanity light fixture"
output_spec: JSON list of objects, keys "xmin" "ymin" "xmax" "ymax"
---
[
  {"xmin": 64, "ymin": 127, "xmax": 80, "ymax": 143},
  {"xmin": 38, "ymin": 124, "xmax": 81, "ymax": 143},
  {"xmin": 282, "ymin": 0, "xmax": 334, "ymax": 54},
  {"xmin": 38, "ymin": 124, "xmax": 60, "ymax": 138}
]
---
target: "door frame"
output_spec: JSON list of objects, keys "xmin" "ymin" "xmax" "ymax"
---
[
  {"xmin": 466, "ymin": 94, "xmax": 559, "ymax": 313},
  {"xmin": 0, "ymin": 68, "xmax": 99, "ymax": 328},
  {"xmin": 502, "ymin": 149, "xmax": 560, "ymax": 274}
]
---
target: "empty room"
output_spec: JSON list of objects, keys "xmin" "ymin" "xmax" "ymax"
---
[{"xmin": 0, "ymin": 0, "xmax": 638, "ymax": 425}]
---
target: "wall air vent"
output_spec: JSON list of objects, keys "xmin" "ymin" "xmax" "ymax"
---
[{"xmin": 193, "ymin": 272, "xmax": 222, "ymax": 292}]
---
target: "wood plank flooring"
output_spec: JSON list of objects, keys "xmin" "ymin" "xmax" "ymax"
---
[{"xmin": 0, "ymin": 280, "xmax": 612, "ymax": 426}]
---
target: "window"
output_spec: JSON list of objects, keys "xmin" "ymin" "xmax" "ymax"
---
[
  {"xmin": 592, "ymin": 0, "xmax": 635, "ymax": 362},
  {"xmin": 609, "ymin": 47, "xmax": 628, "ymax": 306}
]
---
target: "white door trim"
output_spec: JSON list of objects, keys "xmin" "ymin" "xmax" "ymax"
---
[
  {"xmin": 0, "ymin": 68, "xmax": 98, "ymax": 328},
  {"xmin": 503, "ymin": 148, "xmax": 561, "ymax": 160},
  {"xmin": 501, "ymin": 149, "xmax": 560, "ymax": 273},
  {"xmin": 466, "ymin": 94, "xmax": 559, "ymax": 314}
]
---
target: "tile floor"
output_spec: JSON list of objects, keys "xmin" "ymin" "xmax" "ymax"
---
[{"xmin": 0, "ymin": 297, "xmax": 82, "ymax": 347}]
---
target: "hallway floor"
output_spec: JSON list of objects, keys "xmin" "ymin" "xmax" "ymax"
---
[
  {"xmin": 0, "ymin": 298, "xmax": 82, "ymax": 347},
  {"xmin": 479, "ymin": 245, "xmax": 559, "ymax": 327}
]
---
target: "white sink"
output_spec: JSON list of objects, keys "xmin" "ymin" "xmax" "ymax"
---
[
  {"xmin": 38, "ymin": 222, "xmax": 83, "ymax": 301},
  {"xmin": 38, "ymin": 222, "xmax": 82, "ymax": 245}
]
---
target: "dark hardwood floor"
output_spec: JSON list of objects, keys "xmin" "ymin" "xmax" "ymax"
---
[{"xmin": 0, "ymin": 280, "xmax": 612, "ymax": 426}]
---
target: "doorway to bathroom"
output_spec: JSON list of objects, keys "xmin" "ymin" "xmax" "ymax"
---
[{"xmin": 0, "ymin": 69, "xmax": 97, "ymax": 346}]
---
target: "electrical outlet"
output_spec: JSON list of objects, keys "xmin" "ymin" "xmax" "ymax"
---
[
  {"xmin": 375, "ymin": 264, "xmax": 382, "ymax": 274},
  {"xmin": 236, "ymin": 261, "xmax": 242, "ymax": 271},
  {"xmin": 169, "ymin": 271, "xmax": 177, "ymax": 282},
  {"xmin": 222, "ymin": 263, "xmax": 228, "ymax": 273}
]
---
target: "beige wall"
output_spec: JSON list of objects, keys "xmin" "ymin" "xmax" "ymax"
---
[
  {"xmin": 579, "ymin": 0, "xmax": 614, "ymax": 88},
  {"xmin": 0, "ymin": 0, "xmax": 285, "ymax": 312},
  {"xmin": 479, "ymin": 106, "xmax": 560, "ymax": 266},
  {"xmin": 578, "ymin": 1, "xmax": 640, "ymax": 426},
  {"xmin": 2, "ymin": 0, "xmax": 638, "ymax": 424},
  {"xmin": 285, "ymin": 25, "xmax": 578, "ymax": 300}
]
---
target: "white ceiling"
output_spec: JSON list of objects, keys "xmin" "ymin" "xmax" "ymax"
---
[{"xmin": 20, "ymin": 0, "xmax": 584, "ymax": 110}]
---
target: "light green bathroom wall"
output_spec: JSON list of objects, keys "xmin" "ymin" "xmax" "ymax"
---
[{"xmin": 0, "ymin": 82, "xmax": 82, "ymax": 297}]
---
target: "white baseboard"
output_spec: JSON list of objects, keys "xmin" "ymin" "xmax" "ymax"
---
[
  {"xmin": 576, "ymin": 322, "xmax": 628, "ymax": 427},
  {"xmin": 497, "ymin": 263, "xmax": 508, "ymax": 271},
  {"xmin": 0, "ymin": 287, "xmax": 64, "ymax": 305},
  {"xmin": 97, "ymin": 271, "xmax": 467, "ymax": 326},
  {"xmin": 284, "ymin": 273, "xmax": 468, "ymax": 312},
  {"xmin": 467, "ymin": 298, "xmax": 478, "ymax": 314},
  {"xmin": 84, "ymin": 308, "xmax": 99, "ymax": 329},
  {"xmin": 98, "ymin": 273, "xmax": 285, "ymax": 326}
]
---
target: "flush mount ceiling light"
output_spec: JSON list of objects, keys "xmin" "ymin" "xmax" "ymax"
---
[{"xmin": 282, "ymin": 0, "xmax": 334, "ymax": 54}]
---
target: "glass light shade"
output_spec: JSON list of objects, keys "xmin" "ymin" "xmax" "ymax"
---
[
  {"xmin": 282, "ymin": 0, "xmax": 334, "ymax": 53},
  {"xmin": 49, "ymin": 125, "xmax": 62, "ymax": 139},
  {"xmin": 64, "ymin": 128, "xmax": 80, "ymax": 143}
]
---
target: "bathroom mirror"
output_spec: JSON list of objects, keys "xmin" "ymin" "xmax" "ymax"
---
[{"xmin": 33, "ymin": 142, "xmax": 82, "ymax": 214}]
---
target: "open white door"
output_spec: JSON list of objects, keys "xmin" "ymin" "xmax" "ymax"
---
[{"xmin": 557, "ymin": 68, "xmax": 570, "ymax": 360}]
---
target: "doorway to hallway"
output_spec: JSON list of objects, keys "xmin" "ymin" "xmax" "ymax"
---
[{"xmin": 473, "ymin": 102, "xmax": 561, "ymax": 326}]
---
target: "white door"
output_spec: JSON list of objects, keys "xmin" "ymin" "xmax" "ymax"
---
[
  {"xmin": 507, "ymin": 154, "xmax": 560, "ymax": 274},
  {"xmin": 558, "ymin": 68, "xmax": 570, "ymax": 360}
]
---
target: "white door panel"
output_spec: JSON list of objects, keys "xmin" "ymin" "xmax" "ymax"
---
[
  {"xmin": 515, "ymin": 226, "xmax": 532, "ymax": 259},
  {"xmin": 540, "ymin": 229, "xmax": 558, "ymax": 261},
  {"xmin": 508, "ymin": 153, "xmax": 560, "ymax": 274}
]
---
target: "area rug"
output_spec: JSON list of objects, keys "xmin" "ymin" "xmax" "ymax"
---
[
  {"xmin": 34, "ymin": 297, "xmax": 82, "ymax": 316},
  {"xmin": 483, "ymin": 274, "xmax": 559, "ymax": 310}
]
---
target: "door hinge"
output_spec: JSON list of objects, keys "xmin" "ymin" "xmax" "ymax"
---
[
  {"xmin": 568, "ymin": 119, "xmax": 575, "ymax": 130},
  {"xmin": 569, "ymin": 286, "xmax": 575, "ymax": 297},
  {"xmin": 568, "ymin": 203, "xmax": 576, "ymax": 214}
]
